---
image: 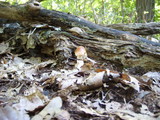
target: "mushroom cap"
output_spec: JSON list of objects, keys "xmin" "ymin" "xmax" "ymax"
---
[{"xmin": 75, "ymin": 46, "xmax": 87, "ymax": 59}]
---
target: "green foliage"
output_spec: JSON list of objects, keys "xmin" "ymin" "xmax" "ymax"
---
[
  {"xmin": 155, "ymin": 0, "xmax": 160, "ymax": 21},
  {"xmin": 41, "ymin": 0, "xmax": 136, "ymax": 25},
  {"xmin": 5, "ymin": 0, "xmax": 28, "ymax": 4},
  {"xmin": 41, "ymin": 0, "xmax": 160, "ymax": 25}
]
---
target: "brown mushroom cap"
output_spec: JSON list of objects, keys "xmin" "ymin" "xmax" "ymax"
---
[{"xmin": 75, "ymin": 46, "xmax": 87, "ymax": 59}]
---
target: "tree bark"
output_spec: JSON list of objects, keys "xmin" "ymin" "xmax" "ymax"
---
[
  {"xmin": 136, "ymin": 0, "xmax": 155, "ymax": 23},
  {"xmin": 107, "ymin": 22, "xmax": 160, "ymax": 35}
]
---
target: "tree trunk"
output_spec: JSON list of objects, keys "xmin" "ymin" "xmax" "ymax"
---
[
  {"xmin": 120, "ymin": 0, "xmax": 125, "ymax": 23},
  {"xmin": 136, "ymin": 0, "xmax": 155, "ymax": 23}
]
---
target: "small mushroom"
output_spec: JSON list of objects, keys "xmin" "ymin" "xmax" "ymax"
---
[{"xmin": 75, "ymin": 46, "xmax": 87, "ymax": 60}]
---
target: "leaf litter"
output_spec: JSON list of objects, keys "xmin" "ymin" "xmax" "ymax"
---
[{"xmin": 0, "ymin": 41, "xmax": 160, "ymax": 120}]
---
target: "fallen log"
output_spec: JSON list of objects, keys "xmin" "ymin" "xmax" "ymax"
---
[
  {"xmin": 0, "ymin": 1, "xmax": 160, "ymax": 71},
  {"xmin": 0, "ymin": 1, "xmax": 160, "ymax": 46}
]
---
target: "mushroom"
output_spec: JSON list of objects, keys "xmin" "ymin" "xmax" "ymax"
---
[{"xmin": 74, "ymin": 46, "xmax": 87, "ymax": 60}]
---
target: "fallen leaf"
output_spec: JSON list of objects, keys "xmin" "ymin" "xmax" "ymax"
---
[
  {"xmin": 0, "ymin": 105, "xmax": 30, "ymax": 120},
  {"xmin": 32, "ymin": 96, "xmax": 63, "ymax": 120},
  {"xmin": 79, "ymin": 71, "xmax": 105, "ymax": 91},
  {"xmin": 0, "ymin": 42, "xmax": 9, "ymax": 54},
  {"xmin": 121, "ymin": 74, "xmax": 140, "ymax": 92},
  {"xmin": 115, "ymin": 110, "xmax": 156, "ymax": 120}
]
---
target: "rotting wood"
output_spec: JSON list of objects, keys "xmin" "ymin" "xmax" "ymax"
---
[
  {"xmin": 107, "ymin": 22, "xmax": 160, "ymax": 35},
  {"xmin": 0, "ymin": 1, "xmax": 160, "ymax": 46}
]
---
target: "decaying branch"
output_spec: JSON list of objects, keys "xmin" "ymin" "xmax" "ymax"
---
[{"xmin": 107, "ymin": 22, "xmax": 160, "ymax": 35}]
